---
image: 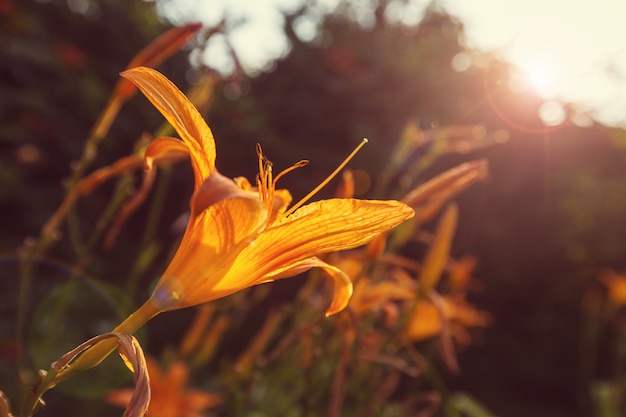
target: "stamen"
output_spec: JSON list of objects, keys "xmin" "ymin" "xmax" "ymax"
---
[
  {"xmin": 274, "ymin": 160, "xmax": 309, "ymax": 185},
  {"xmin": 256, "ymin": 144, "xmax": 264, "ymax": 177},
  {"xmin": 284, "ymin": 138, "xmax": 368, "ymax": 217},
  {"xmin": 255, "ymin": 143, "xmax": 275, "ymax": 213}
]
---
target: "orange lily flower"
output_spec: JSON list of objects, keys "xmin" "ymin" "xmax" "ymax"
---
[
  {"xmin": 121, "ymin": 66, "xmax": 413, "ymax": 318},
  {"xmin": 58, "ymin": 67, "xmax": 413, "ymax": 381}
]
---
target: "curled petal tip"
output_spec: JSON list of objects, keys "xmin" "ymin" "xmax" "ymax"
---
[{"xmin": 319, "ymin": 260, "xmax": 354, "ymax": 317}]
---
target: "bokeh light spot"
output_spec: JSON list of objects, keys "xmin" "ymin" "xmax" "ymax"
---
[
  {"xmin": 451, "ymin": 52, "xmax": 471, "ymax": 72},
  {"xmin": 16, "ymin": 144, "xmax": 42, "ymax": 164},
  {"xmin": 538, "ymin": 100, "xmax": 566, "ymax": 126},
  {"xmin": 493, "ymin": 129, "xmax": 510, "ymax": 143},
  {"xmin": 471, "ymin": 124, "xmax": 487, "ymax": 140}
]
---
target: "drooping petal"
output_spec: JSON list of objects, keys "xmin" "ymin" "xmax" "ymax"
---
[
  {"xmin": 151, "ymin": 174, "xmax": 268, "ymax": 310},
  {"xmin": 259, "ymin": 256, "xmax": 353, "ymax": 316},
  {"xmin": 209, "ymin": 199, "xmax": 413, "ymax": 301},
  {"xmin": 121, "ymin": 67, "xmax": 216, "ymax": 185}
]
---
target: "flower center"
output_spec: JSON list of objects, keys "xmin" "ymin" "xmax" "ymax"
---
[
  {"xmin": 255, "ymin": 143, "xmax": 308, "ymax": 217},
  {"xmin": 255, "ymin": 138, "xmax": 369, "ymax": 218}
]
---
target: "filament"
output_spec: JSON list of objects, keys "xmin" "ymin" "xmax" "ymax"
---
[{"xmin": 284, "ymin": 138, "xmax": 368, "ymax": 217}]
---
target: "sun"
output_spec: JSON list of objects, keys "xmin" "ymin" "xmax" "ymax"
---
[{"xmin": 523, "ymin": 61, "xmax": 557, "ymax": 96}]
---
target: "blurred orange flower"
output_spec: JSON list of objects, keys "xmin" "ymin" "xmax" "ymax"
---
[
  {"xmin": 348, "ymin": 266, "xmax": 415, "ymax": 319},
  {"xmin": 57, "ymin": 67, "xmax": 413, "ymax": 381},
  {"xmin": 106, "ymin": 357, "xmax": 221, "ymax": 417},
  {"xmin": 599, "ymin": 269, "xmax": 626, "ymax": 307},
  {"xmin": 405, "ymin": 295, "xmax": 490, "ymax": 344},
  {"xmin": 121, "ymin": 67, "xmax": 414, "ymax": 318},
  {"xmin": 447, "ymin": 255, "xmax": 478, "ymax": 293}
]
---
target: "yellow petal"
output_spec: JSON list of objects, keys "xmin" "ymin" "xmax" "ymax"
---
[
  {"xmin": 152, "ymin": 175, "xmax": 267, "ymax": 309},
  {"xmin": 121, "ymin": 67, "xmax": 216, "ymax": 185},
  {"xmin": 314, "ymin": 260, "xmax": 353, "ymax": 316},
  {"xmin": 262, "ymin": 257, "xmax": 353, "ymax": 316},
  {"xmin": 271, "ymin": 198, "xmax": 413, "ymax": 253},
  {"xmin": 189, "ymin": 170, "xmax": 260, "ymax": 218},
  {"xmin": 211, "ymin": 199, "xmax": 413, "ymax": 296}
]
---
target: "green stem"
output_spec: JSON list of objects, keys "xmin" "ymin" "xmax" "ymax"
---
[
  {"xmin": 57, "ymin": 299, "xmax": 160, "ymax": 382},
  {"xmin": 20, "ymin": 299, "xmax": 160, "ymax": 417}
]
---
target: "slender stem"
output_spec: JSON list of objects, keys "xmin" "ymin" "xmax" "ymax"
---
[
  {"xmin": 328, "ymin": 328, "xmax": 354, "ymax": 417},
  {"xmin": 68, "ymin": 96, "xmax": 124, "ymax": 188},
  {"xmin": 56, "ymin": 299, "xmax": 161, "ymax": 384},
  {"xmin": 15, "ymin": 96, "xmax": 127, "ymax": 396},
  {"xmin": 126, "ymin": 165, "xmax": 173, "ymax": 297},
  {"xmin": 20, "ymin": 299, "xmax": 160, "ymax": 417}
]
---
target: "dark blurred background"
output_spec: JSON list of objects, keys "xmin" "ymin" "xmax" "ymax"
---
[{"xmin": 3, "ymin": 1, "xmax": 626, "ymax": 416}]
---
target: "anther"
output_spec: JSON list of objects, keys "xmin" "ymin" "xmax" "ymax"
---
[{"xmin": 274, "ymin": 160, "xmax": 309, "ymax": 184}]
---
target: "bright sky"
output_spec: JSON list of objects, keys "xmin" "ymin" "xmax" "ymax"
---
[
  {"xmin": 158, "ymin": 0, "xmax": 626, "ymax": 128},
  {"xmin": 440, "ymin": 0, "xmax": 626, "ymax": 128}
]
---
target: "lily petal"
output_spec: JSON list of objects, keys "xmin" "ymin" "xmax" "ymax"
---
[
  {"xmin": 263, "ymin": 257, "xmax": 353, "ymax": 316},
  {"xmin": 190, "ymin": 171, "xmax": 261, "ymax": 219},
  {"xmin": 152, "ymin": 175, "xmax": 268, "ymax": 310},
  {"xmin": 121, "ymin": 67, "xmax": 216, "ymax": 185},
  {"xmin": 210, "ymin": 199, "xmax": 413, "ymax": 298},
  {"xmin": 264, "ymin": 198, "xmax": 413, "ymax": 257}
]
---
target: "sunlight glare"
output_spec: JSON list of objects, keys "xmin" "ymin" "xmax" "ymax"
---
[
  {"xmin": 441, "ymin": 0, "xmax": 626, "ymax": 127},
  {"xmin": 523, "ymin": 61, "xmax": 558, "ymax": 97}
]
